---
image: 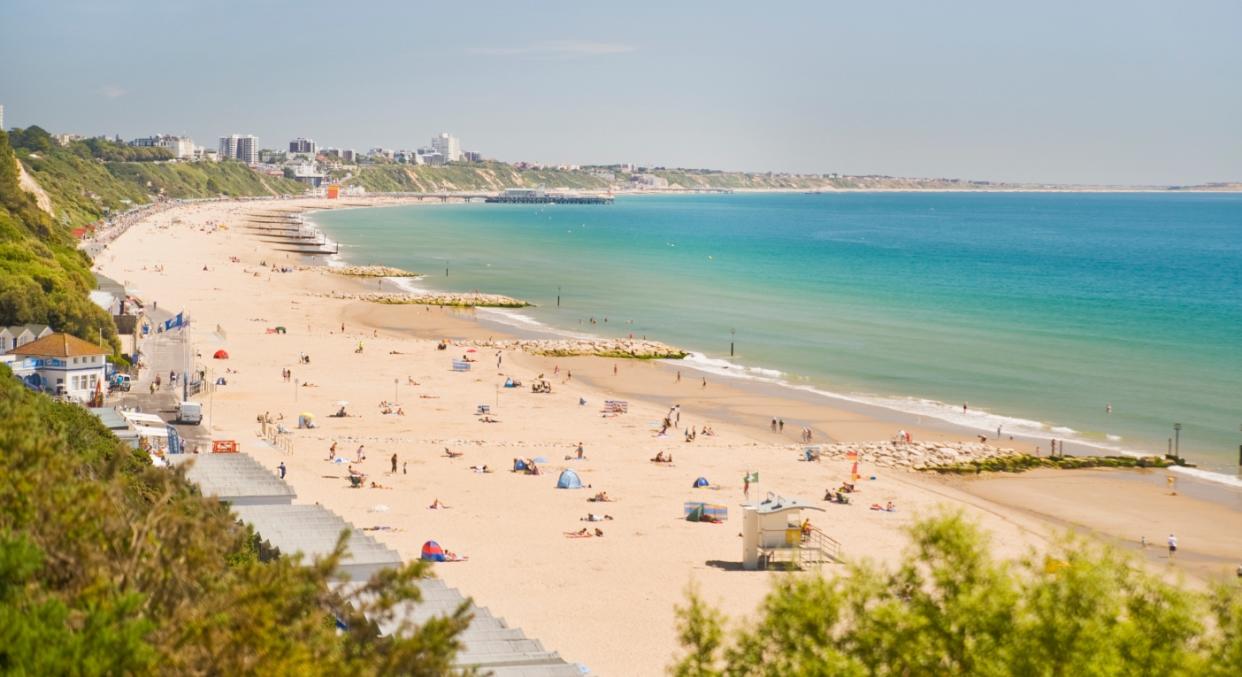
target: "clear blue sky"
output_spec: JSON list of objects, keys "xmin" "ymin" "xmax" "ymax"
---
[{"xmin": 2, "ymin": 0, "xmax": 1240, "ymax": 184}]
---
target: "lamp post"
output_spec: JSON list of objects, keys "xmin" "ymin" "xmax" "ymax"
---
[{"xmin": 1173, "ymin": 422, "xmax": 1182, "ymax": 461}]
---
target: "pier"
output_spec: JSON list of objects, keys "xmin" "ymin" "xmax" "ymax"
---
[{"xmin": 484, "ymin": 194, "xmax": 613, "ymax": 204}]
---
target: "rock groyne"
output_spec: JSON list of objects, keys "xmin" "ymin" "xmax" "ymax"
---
[
  {"xmin": 473, "ymin": 338, "xmax": 688, "ymax": 359},
  {"xmin": 329, "ymin": 265, "xmax": 421, "ymax": 278},
  {"xmin": 322, "ymin": 291, "xmax": 531, "ymax": 308}
]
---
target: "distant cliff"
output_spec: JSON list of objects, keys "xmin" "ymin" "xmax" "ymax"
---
[{"xmin": 10, "ymin": 126, "xmax": 305, "ymax": 229}]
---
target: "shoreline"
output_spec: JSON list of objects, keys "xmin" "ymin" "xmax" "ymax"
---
[
  {"xmin": 94, "ymin": 197, "xmax": 1242, "ymax": 674},
  {"xmin": 305, "ymin": 203, "xmax": 1242, "ymax": 488}
]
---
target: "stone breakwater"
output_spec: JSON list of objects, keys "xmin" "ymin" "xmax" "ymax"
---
[
  {"xmin": 328, "ymin": 265, "xmax": 420, "ymax": 278},
  {"xmin": 473, "ymin": 338, "xmax": 689, "ymax": 360},
  {"xmin": 806, "ymin": 441, "xmax": 1020, "ymax": 470},
  {"xmin": 320, "ymin": 291, "xmax": 531, "ymax": 308}
]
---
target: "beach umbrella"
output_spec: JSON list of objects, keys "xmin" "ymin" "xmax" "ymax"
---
[
  {"xmin": 213, "ymin": 349, "xmax": 229, "ymax": 359},
  {"xmin": 335, "ymin": 400, "xmax": 349, "ymax": 407},
  {"xmin": 421, "ymin": 540, "xmax": 447, "ymax": 562},
  {"xmin": 300, "ymin": 412, "xmax": 314, "ymax": 419}
]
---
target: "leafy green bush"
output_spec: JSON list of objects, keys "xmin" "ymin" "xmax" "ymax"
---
[
  {"xmin": 672, "ymin": 511, "xmax": 1242, "ymax": 676},
  {"xmin": 0, "ymin": 368, "xmax": 470, "ymax": 674}
]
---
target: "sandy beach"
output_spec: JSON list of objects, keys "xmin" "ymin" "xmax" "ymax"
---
[{"xmin": 94, "ymin": 197, "xmax": 1242, "ymax": 675}]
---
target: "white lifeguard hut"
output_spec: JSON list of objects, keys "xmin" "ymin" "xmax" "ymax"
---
[{"xmin": 741, "ymin": 492, "xmax": 840, "ymax": 570}]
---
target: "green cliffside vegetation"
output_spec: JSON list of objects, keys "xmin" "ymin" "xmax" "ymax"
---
[
  {"xmin": 0, "ymin": 130, "xmax": 119, "ymax": 351},
  {"xmin": 342, "ymin": 161, "xmax": 1019, "ymax": 194},
  {"xmin": 345, "ymin": 161, "xmax": 611, "ymax": 193},
  {"xmin": 0, "ymin": 369, "xmax": 467, "ymax": 674},
  {"xmin": 10, "ymin": 126, "xmax": 305, "ymax": 230}
]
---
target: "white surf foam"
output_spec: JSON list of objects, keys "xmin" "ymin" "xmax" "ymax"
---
[
  {"xmin": 474, "ymin": 308, "xmax": 597, "ymax": 340},
  {"xmin": 1169, "ymin": 465, "xmax": 1242, "ymax": 490}
]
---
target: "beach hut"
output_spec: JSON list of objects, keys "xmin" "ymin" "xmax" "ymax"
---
[
  {"xmin": 692, "ymin": 476, "xmax": 710, "ymax": 488},
  {"xmin": 213, "ymin": 349, "xmax": 229, "ymax": 359},
  {"xmin": 556, "ymin": 469, "xmax": 584, "ymax": 489},
  {"xmin": 420, "ymin": 540, "xmax": 446, "ymax": 562}
]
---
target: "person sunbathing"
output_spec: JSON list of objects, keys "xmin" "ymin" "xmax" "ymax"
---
[
  {"xmin": 581, "ymin": 513, "xmax": 614, "ymax": 522},
  {"xmin": 444, "ymin": 448, "xmax": 464, "ymax": 458},
  {"xmin": 479, "ymin": 415, "xmax": 498, "ymax": 423},
  {"xmin": 469, "ymin": 464, "xmax": 492, "ymax": 473},
  {"xmin": 370, "ymin": 481, "xmax": 392, "ymax": 489},
  {"xmin": 428, "ymin": 498, "xmax": 448, "ymax": 509},
  {"xmin": 589, "ymin": 491, "xmax": 612, "ymax": 502},
  {"xmin": 397, "ymin": 407, "xmax": 405, "ymax": 415},
  {"xmin": 650, "ymin": 451, "xmax": 673, "ymax": 463},
  {"xmin": 444, "ymin": 550, "xmax": 467, "ymax": 561}
]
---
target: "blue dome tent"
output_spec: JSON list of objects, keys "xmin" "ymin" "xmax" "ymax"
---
[{"xmin": 557, "ymin": 468, "xmax": 584, "ymax": 489}]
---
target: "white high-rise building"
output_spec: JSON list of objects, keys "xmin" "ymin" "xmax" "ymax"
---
[
  {"xmin": 218, "ymin": 134, "xmax": 259, "ymax": 164},
  {"xmin": 430, "ymin": 132, "xmax": 461, "ymax": 162},
  {"xmin": 0, "ymin": 104, "xmax": 5, "ymax": 131},
  {"xmin": 156, "ymin": 135, "xmax": 195, "ymax": 159}
]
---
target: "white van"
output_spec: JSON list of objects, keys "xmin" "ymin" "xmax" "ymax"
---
[{"xmin": 177, "ymin": 401, "xmax": 203, "ymax": 425}]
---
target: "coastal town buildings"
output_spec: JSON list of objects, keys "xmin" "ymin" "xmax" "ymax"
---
[
  {"xmin": 4, "ymin": 332, "xmax": 109, "ymax": 401},
  {"xmin": 431, "ymin": 132, "xmax": 462, "ymax": 162},
  {"xmin": 0, "ymin": 104, "xmax": 4, "ymax": 130},
  {"xmin": 1, "ymin": 324, "xmax": 53, "ymax": 351},
  {"xmin": 289, "ymin": 137, "xmax": 316, "ymax": 155},
  {"xmin": 130, "ymin": 134, "xmax": 197, "ymax": 159},
  {"xmin": 218, "ymin": 134, "xmax": 259, "ymax": 164}
]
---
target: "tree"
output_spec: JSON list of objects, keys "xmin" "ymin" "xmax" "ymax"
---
[
  {"xmin": 0, "ymin": 370, "xmax": 471, "ymax": 674},
  {"xmin": 671, "ymin": 511, "xmax": 1241, "ymax": 676}
]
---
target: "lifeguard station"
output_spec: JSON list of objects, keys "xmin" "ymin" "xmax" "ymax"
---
[{"xmin": 742, "ymin": 493, "xmax": 841, "ymax": 570}]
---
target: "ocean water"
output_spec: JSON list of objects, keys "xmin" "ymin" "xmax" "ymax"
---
[{"xmin": 310, "ymin": 193, "xmax": 1242, "ymax": 478}]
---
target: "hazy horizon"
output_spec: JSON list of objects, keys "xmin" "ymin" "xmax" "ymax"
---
[{"xmin": 2, "ymin": 0, "xmax": 1240, "ymax": 185}]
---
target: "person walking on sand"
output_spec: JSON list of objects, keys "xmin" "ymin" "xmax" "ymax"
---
[
  {"xmin": 676, "ymin": 370, "xmax": 681, "ymax": 383},
  {"xmin": 391, "ymin": 453, "xmax": 398, "ymax": 474},
  {"xmin": 744, "ymin": 475, "xmax": 750, "ymax": 499},
  {"xmin": 771, "ymin": 418, "xmax": 777, "ymax": 432},
  {"xmin": 1168, "ymin": 533, "xmax": 1178, "ymax": 559},
  {"xmin": 702, "ymin": 377, "xmax": 707, "ymax": 389},
  {"xmin": 278, "ymin": 462, "xmax": 286, "ymax": 479},
  {"xmin": 779, "ymin": 419, "xmax": 784, "ymax": 433}
]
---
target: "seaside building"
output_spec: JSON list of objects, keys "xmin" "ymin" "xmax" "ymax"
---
[
  {"xmin": 0, "ymin": 104, "xmax": 4, "ymax": 130},
  {"xmin": 4, "ymin": 332, "xmax": 109, "ymax": 401},
  {"xmin": 288, "ymin": 137, "xmax": 316, "ymax": 155},
  {"xmin": 1, "ymin": 324, "xmax": 53, "ymax": 351},
  {"xmin": 430, "ymin": 132, "xmax": 462, "ymax": 162},
  {"xmin": 463, "ymin": 150, "xmax": 482, "ymax": 163},
  {"xmin": 340, "ymin": 149, "xmax": 356, "ymax": 163},
  {"xmin": 631, "ymin": 173, "xmax": 670, "ymax": 189},
  {"xmin": 130, "ymin": 134, "xmax": 196, "ymax": 159},
  {"xmin": 218, "ymin": 134, "xmax": 259, "ymax": 164}
]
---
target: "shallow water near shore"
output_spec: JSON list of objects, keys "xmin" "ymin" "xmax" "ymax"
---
[{"xmin": 310, "ymin": 192, "xmax": 1242, "ymax": 480}]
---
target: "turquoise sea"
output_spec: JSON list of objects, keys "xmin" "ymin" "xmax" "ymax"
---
[{"xmin": 311, "ymin": 193, "xmax": 1242, "ymax": 481}]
